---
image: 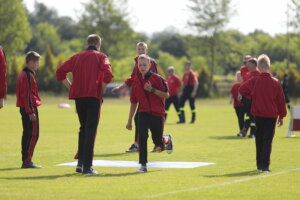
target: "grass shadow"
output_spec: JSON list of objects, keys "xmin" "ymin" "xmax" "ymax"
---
[
  {"xmin": 209, "ymin": 136, "xmax": 246, "ymax": 140},
  {"xmin": 94, "ymin": 153, "xmax": 128, "ymax": 158},
  {"xmin": 203, "ymin": 170, "xmax": 261, "ymax": 178},
  {"xmin": 0, "ymin": 173, "xmax": 78, "ymax": 180},
  {"xmin": 0, "ymin": 168, "xmax": 23, "ymax": 171}
]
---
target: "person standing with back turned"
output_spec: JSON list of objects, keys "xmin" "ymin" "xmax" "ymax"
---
[{"xmin": 56, "ymin": 34, "xmax": 113, "ymax": 175}]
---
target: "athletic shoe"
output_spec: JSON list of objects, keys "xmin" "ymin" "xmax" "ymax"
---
[
  {"xmin": 151, "ymin": 146, "xmax": 165, "ymax": 153},
  {"xmin": 82, "ymin": 168, "xmax": 98, "ymax": 175},
  {"xmin": 136, "ymin": 167, "xmax": 147, "ymax": 173},
  {"xmin": 241, "ymin": 130, "xmax": 247, "ymax": 137},
  {"xmin": 163, "ymin": 134, "xmax": 173, "ymax": 154},
  {"xmin": 262, "ymin": 169, "xmax": 272, "ymax": 173},
  {"xmin": 257, "ymin": 168, "xmax": 262, "ymax": 172},
  {"xmin": 237, "ymin": 132, "xmax": 243, "ymax": 137},
  {"xmin": 76, "ymin": 160, "xmax": 83, "ymax": 173},
  {"xmin": 21, "ymin": 162, "xmax": 41, "ymax": 169},
  {"xmin": 248, "ymin": 134, "xmax": 255, "ymax": 138},
  {"xmin": 125, "ymin": 144, "xmax": 138, "ymax": 153}
]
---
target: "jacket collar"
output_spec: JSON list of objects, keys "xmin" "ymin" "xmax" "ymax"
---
[
  {"xmin": 144, "ymin": 71, "xmax": 152, "ymax": 79},
  {"xmin": 87, "ymin": 45, "xmax": 98, "ymax": 51},
  {"xmin": 23, "ymin": 67, "xmax": 34, "ymax": 74}
]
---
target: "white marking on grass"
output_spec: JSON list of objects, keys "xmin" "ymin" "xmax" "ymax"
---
[
  {"xmin": 57, "ymin": 160, "xmax": 215, "ymax": 168},
  {"xmin": 147, "ymin": 167, "xmax": 300, "ymax": 198}
]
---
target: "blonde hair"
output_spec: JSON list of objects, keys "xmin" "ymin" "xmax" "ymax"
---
[
  {"xmin": 257, "ymin": 54, "xmax": 271, "ymax": 69},
  {"xmin": 136, "ymin": 42, "xmax": 148, "ymax": 49},
  {"xmin": 138, "ymin": 54, "xmax": 150, "ymax": 63},
  {"xmin": 87, "ymin": 34, "xmax": 101, "ymax": 46}
]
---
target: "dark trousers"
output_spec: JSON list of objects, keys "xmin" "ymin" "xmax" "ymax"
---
[
  {"xmin": 255, "ymin": 117, "xmax": 277, "ymax": 170},
  {"xmin": 242, "ymin": 98, "xmax": 256, "ymax": 135},
  {"xmin": 234, "ymin": 106, "xmax": 246, "ymax": 131},
  {"xmin": 165, "ymin": 94, "xmax": 180, "ymax": 120},
  {"xmin": 75, "ymin": 97, "xmax": 101, "ymax": 169},
  {"xmin": 20, "ymin": 107, "xmax": 39, "ymax": 164},
  {"xmin": 179, "ymin": 86, "xmax": 196, "ymax": 122},
  {"xmin": 138, "ymin": 112, "xmax": 164, "ymax": 165}
]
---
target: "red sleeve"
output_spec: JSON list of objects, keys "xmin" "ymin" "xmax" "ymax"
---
[
  {"xmin": 156, "ymin": 76, "xmax": 168, "ymax": 92},
  {"xmin": 125, "ymin": 66, "xmax": 138, "ymax": 87},
  {"xmin": 99, "ymin": 55, "xmax": 113, "ymax": 84},
  {"xmin": 130, "ymin": 85, "xmax": 138, "ymax": 104},
  {"xmin": 192, "ymin": 72, "xmax": 198, "ymax": 83},
  {"xmin": 276, "ymin": 82, "xmax": 287, "ymax": 119},
  {"xmin": 0, "ymin": 49, "xmax": 7, "ymax": 98},
  {"xmin": 19, "ymin": 73, "xmax": 33, "ymax": 114},
  {"xmin": 176, "ymin": 76, "xmax": 181, "ymax": 88},
  {"xmin": 230, "ymin": 84, "xmax": 235, "ymax": 95},
  {"xmin": 239, "ymin": 79, "xmax": 253, "ymax": 97},
  {"xmin": 56, "ymin": 55, "xmax": 76, "ymax": 81}
]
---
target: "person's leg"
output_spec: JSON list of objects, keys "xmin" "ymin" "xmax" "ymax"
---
[
  {"xmin": 173, "ymin": 95, "xmax": 181, "ymax": 121},
  {"xmin": 188, "ymin": 96, "xmax": 196, "ymax": 123},
  {"xmin": 138, "ymin": 113, "xmax": 150, "ymax": 165},
  {"xmin": 82, "ymin": 98, "xmax": 101, "ymax": 172},
  {"xmin": 125, "ymin": 113, "xmax": 139, "ymax": 153},
  {"xmin": 20, "ymin": 108, "xmax": 31, "ymax": 164},
  {"xmin": 249, "ymin": 114, "xmax": 256, "ymax": 137},
  {"xmin": 75, "ymin": 98, "xmax": 87, "ymax": 166},
  {"xmin": 261, "ymin": 117, "xmax": 277, "ymax": 171},
  {"xmin": 178, "ymin": 89, "xmax": 189, "ymax": 123},
  {"xmin": 255, "ymin": 116, "xmax": 264, "ymax": 170},
  {"xmin": 235, "ymin": 107, "xmax": 244, "ymax": 132},
  {"xmin": 165, "ymin": 97, "xmax": 172, "ymax": 120},
  {"xmin": 149, "ymin": 115, "xmax": 164, "ymax": 151}
]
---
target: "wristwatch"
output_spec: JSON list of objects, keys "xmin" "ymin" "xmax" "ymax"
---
[{"xmin": 151, "ymin": 88, "xmax": 156, "ymax": 93}]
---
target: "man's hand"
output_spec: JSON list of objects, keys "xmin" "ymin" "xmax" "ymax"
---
[
  {"xmin": 0, "ymin": 98, "xmax": 4, "ymax": 109},
  {"xmin": 277, "ymin": 118, "xmax": 283, "ymax": 127},
  {"xmin": 191, "ymin": 91, "xmax": 196, "ymax": 98},
  {"xmin": 237, "ymin": 93, "xmax": 242, "ymax": 101},
  {"xmin": 29, "ymin": 113, "xmax": 37, "ymax": 121},
  {"xmin": 126, "ymin": 121, "xmax": 132, "ymax": 130},
  {"xmin": 144, "ymin": 81, "xmax": 152, "ymax": 92}
]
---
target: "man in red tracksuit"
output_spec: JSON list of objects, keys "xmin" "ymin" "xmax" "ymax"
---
[
  {"xmin": 165, "ymin": 66, "xmax": 181, "ymax": 122},
  {"xmin": 239, "ymin": 54, "xmax": 287, "ymax": 173},
  {"xmin": 178, "ymin": 61, "xmax": 199, "ymax": 124},
  {"xmin": 126, "ymin": 54, "xmax": 169, "ymax": 173},
  {"xmin": 56, "ymin": 34, "xmax": 113, "ymax": 175},
  {"xmin": 16, "ymin": 51, "xmax": 42, "ymax": 168},
  {"xmin": 112, "ymin": 42, "xmax": 158, "ymax": 153},
  {"xmin": 0, "ymin": 46, "xmax": 7, "ymax": 109},
  {"xmin": 239, "ymin": 58, "xmax": 260, "ymax": 138}
]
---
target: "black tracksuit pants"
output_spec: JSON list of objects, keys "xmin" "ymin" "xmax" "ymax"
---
[
  {"xmin": 255, "ymin": 116, "xmax": 277, "ymax": 170},
  {"xmin": 20, "ymin": 107, "xmax": 39, "ymax": 165},
  {"xmin": 179, "ymin": 86, "xmax": 196, "ymax": 122},
  {"xmin": 242, "ymin": 97, "xmax": 256, "ymax": 135},
  {"xmin": 165, "ymin": 94, "xmax": 180, "ymax": 120},
  {"xmin": 234, "ymin": 106, "xmax": 246, "ymax": 131},
  {"xmin": 75, "ymin": 97, "xmax": 101, "ymax": 169},
  {"xmin": 138, "ymin": 112, "xmax": 164, "ymax": 165}
]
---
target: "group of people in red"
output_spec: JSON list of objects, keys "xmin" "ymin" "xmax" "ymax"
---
[
  {"xmin": 0, "ymin": 35, "xmax": 199, "ymax": 175},
  {"xmin": 230, "ymin": 55, "xmax": 287, "ymax": 172}
]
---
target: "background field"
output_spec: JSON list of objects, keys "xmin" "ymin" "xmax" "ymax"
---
[{"xmin": 0, "ymin": 97, "xmax": 299, "ymax": 200}]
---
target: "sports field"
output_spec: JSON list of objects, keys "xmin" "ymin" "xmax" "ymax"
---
[{"xmin": 0, "ymin": 97, "xmax": 299, "ymax": 200}]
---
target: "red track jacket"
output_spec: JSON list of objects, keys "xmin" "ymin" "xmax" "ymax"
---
[
  {"xmin": 167, "ymin": 74, "xmax": 181, "ymax": 96},
  {"xmin": 0, "ymin": 47, "xmax": 7, "ymax": 98},
  {"xmin": 16, "ymin": 68, "xmax": 42, "ymax": 114},
  {"xmin": 239, "ymin": 73, "xmax": 287, "ymax": 119},
  {"xmin": 125, "ymin": 56, "xmax": 158, "ymax": 87},
  {"xmin": 230, "ymin": 83, "xmax": 244, "ymax": 107},
  {"xmin": 130, "ymin": 71, "xmax": 168, "ymax": 117},
  {"xmin": 183, "ymin": 71, "xmax": 197, "ymax": 87},
  {"xmin": 240, "ymin": 65, "xmax": 249, "ymax": 82},
  {"xmin": 56, "ymin": 46, "xmax": 113, "ymax": 100}
]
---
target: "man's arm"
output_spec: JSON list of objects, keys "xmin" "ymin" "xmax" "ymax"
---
[
  {"xmin": 191, "ymin": 78, "xmax": 199, "ymax": 98},
  {"xmin": 62, "ymin": 79, "xmax": 72, "ymax": 90},
  {"xmin": 144, "ymin": 82, "xmax": 169, "ymax": 99}
]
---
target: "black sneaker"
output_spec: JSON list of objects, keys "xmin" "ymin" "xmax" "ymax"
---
[
  {"xmin": 262, "ymin": 168, "xmax": 272, "ymax": 173},
  {"xmin": 21, "ymin": 162, "xmax": 41, "ymax": 169},
  {"xmin": 82, "ymin": 168, "xmax": 98, "ymax": 175},
  {"xmin": 76, "ymin": 160, "xmax": 83, "ymax": 173},
  {"xmin": 150, "ymin": 146, "xmax": 165, "ymax": 153},
  {"xmin": 125, "ymin": 144, "xmax": 138, "ymax": 153},
  {"xmin": 163, "ymin": 134, "xmax": 173, "ymax": 154}
]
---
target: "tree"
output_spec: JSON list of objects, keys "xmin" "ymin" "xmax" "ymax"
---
[
  {"xmin": 0, "ymin": 0, "xmax": 31, "ymax": 54},
  {"xmin": 78, "ymin": 0, "xmax": 138, "ymax": 58},
  {"xmin": 188, "ymin": 0, "xmax": 232, "ymax": 93}
]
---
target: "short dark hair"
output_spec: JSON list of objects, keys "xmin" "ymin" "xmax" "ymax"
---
[
  {"xmin": 26, "ymin": 51, "xmax": 40, "ymax": 64},
  {"xmin": 185, "ymin": 61, "xmax": 192, "ymax": 66},
  {"xmin": 247, "ymin": 58, "xmax": 257, "ymax": 66},
  {"xmin": 87, "ymin": 34, "xmax": 101, "ymax": 46}
]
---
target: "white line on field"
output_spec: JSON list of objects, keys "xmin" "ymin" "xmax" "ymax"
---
[{"xmin": 147, "ymin": 167, "xmax": 300, "ymax": 198}]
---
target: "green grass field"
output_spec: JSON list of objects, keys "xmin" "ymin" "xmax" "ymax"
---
[{"xmin": 0, "ymin": 97, "xmax": 299, "ymax": 200}]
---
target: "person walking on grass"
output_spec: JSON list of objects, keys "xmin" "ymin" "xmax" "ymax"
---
[
  {"xmin": 16, "ymin": 51, "xmax": 42, "ymax": 169},
  {"xmin": 56, "ymin": 34, "xmax": 113, "ymax": 175},
  {"xmin": 0, "ymin": 46, "xmax": 7, "ymax": 109}
]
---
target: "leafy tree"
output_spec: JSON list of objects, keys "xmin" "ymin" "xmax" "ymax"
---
[
  {"xmin": 188, "ymin": 0, "xmax": 233, "ymax": 92},
  {"xmin": 0, "ymin": 0, "xmax": 31, "ymax": 54}
]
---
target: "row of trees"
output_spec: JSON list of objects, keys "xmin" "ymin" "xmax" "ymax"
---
[{"xmin": 1, "ymin": 0, "xmax": 300, "ymax": 97}]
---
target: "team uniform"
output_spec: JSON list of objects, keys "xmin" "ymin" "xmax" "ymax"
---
[
  {"xmin": 125, "ymin": 57, "xmax": 158, "ymax": 152},
  {"xmin": 240, "ymin": 65, "xmax": 249, "ymax": 82},
  {"xmin": 165, "ymin": 74, "xmax": 181, "ymax": 121},
  {"xmin": 239, "ymin": 73, "xmax": 287, "ymax": 171},
  {"xmin": 16, "ymin": 67, "xmax": 42, "ymax": 166},
  {"xmin": 230, "ymin": 82, "xmax": 245, "ymax": 133},
  {"xmin": 241, "ymin": 69, "xmax": 260, "ymax": 137},
  {"xmin": 130, "ymin": 71, "xmax": 168, "ymax": 165},
  {"xmin": 178, "ymin": 71, "xmax": 198, "ymax": 123},
  {"xmin": 0, "ymin": 47, "xmax": 6, "ymax": 100},
  {"xmin": 281, "ymin": 78, "xmax": 290, "ymax": 110},
  {"xmin": 56, "ymin": 46, "xmax": 113, "ymax": 173}
]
